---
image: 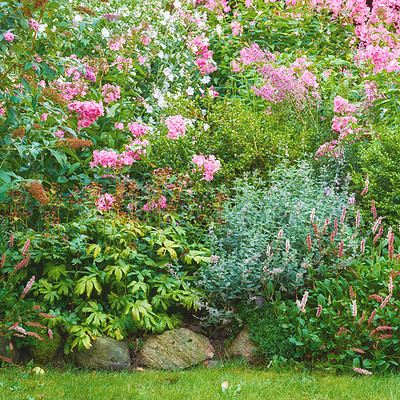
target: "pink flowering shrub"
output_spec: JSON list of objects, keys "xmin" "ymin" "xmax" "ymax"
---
[{"xmin": 68, "ymin": 100, "xmax": 104, "ymax": 129}]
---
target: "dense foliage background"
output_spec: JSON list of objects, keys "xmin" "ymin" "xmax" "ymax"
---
[{"xmin": 1, "ymin": 0, "xmax": 400, "ymax": 374}]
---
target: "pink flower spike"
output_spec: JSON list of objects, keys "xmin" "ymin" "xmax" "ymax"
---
[
  {"xmin": 310, "ymin": 208, "xmax": 315, "ymax": 223},
  {"xmin": 372, "ymin": 216, "xmax": 382, "ymax": 234},
  {"xmin": 278, "ymin": 229, "xmax": 283, "ymax": 239},
  {"xmin": 0, "ymin": 254, "xmax": 5, "ymax": 269},
  {"xmin": 20, "ymin": 276, "xmax": 35, "ymax": 299},
  {"xmin": 353, "ymin": 367, "xmax": 372, "ymax": 375},
  {"xmin": 22, "ymin": 239, "xmax": 30, "ymax": 255},
  {"xmin": 340, "ymin": 206, "xmax": 346, "ymax": 226},
  {"xmin": 360, "ymin": 176, "xmax": 369, "ymax": 196},
  {"xmin": 316, "ymin": 304, "xmax": 322, "ymax": 317},
  {"xmin": 371, "ymin": 199, "xmax": 377, "ymax": 220},
  {"xmin": 356, "ymin": 210, "xmax": 360, "ymax": 229},
  {"xmin": 338, "ymin": 242, "xmax": 344, "ymax": 258},
  {"xmin": 373, "ymin": 225, "xmax": 384, "ymax": 242},
  {"xmin": 306, "ymin": 235, "xmax": 312, "ymax": 252}
]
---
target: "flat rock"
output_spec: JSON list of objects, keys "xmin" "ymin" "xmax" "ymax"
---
[
  {"xmin": 226, "ymin": 328, "xmax": 257, "ymax": 360},
  {"xmin": 73, "ymin": 336, "xmax": 130, "ymax": 370},
  {"xmin": 138, "ymin": 328, "xmax": 214, "ymax": 370}
]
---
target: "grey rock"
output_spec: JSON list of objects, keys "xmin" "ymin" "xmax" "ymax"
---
[
  {"xmin": 138, "ymin": 328, "xmax": 214, "ymax": 370},
  {"xmin": 226, "ymin": 328, "xmax": 257, "ymax": 360},
  {"xmin": 73, "ymin": 336, "xmax": 130, "ymax": 370}
]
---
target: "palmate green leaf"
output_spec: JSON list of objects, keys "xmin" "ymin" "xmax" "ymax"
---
[{"xmin": 105, "ymin": 264, "xmax": 129, "ymax": 282}]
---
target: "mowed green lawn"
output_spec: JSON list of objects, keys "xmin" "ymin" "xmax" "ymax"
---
[{"xmin": 1, "ymin": 363, "xmax": 399, "ymax": 400}]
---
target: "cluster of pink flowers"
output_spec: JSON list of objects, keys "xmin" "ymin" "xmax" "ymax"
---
[
  {"xmin": 165, "ymin": 115, "xmax": 187, "ymax": 139},
  {"xmin": 108, "ymin": 36, "xmax": 126, "ymax": 51},
  {"xmin": 96, "ymin": 193, "xmax": 115, "ymax": 212},
  {"xmin": 112, "ymin": 56, "xmax": 133, "ymax": 71},
  {"xmin": 236, "ymin": 45, "xmax": 320, "ymax": 110},
  {"xmin": 128, "ymin": 122, "xmax": 150, "ymax": 137},
  {"xmin": 101, "ymin": 84, "xmax": 121, "ymax": 103},
  {"xmin": 188, "ymin": 35, "xmax": 217, "ymax": 75},
  {"xmin": 29, "ymin": 19, "xmax": 39, "ymax": 31},
  {"xmin": 68, "ymin": 100, "xmax": 104, "ymax": 129},
  {"xmin": 90, "ymin": 139, "xmax": 148, "ymax": 169},
  {"xmin": 192, "ymin": 154, "xmax": 221, "ymax": 181},
  {"xmin": 143, "ymin": 196, "xmax": 167, "ymax": 212},
  {"xmin": 3, "ymin": 31, "xmax": 14, "ymax": 42},
  {"xmin": 231, "ymin": 21, "xmax": 243, "ymax": 36}
]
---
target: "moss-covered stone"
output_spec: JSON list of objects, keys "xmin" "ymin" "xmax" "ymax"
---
[{"xmin": 29, "ymin": 329, "xmax": 62, "ymax": 365}]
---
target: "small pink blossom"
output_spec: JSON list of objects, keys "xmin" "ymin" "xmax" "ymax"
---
[
  {"xmin": 3, "ymin": 31, "xmax": 14, "ymax": 41},
  {"xmin": 55, "ymin": 130, "xmax": 64, "ymax": 138},
  {"xmin": 29, "ymin": 19, "xmax": 39, "ymax": 31}
]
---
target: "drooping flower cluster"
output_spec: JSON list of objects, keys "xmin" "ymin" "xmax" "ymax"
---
[
  {"xmin": 68, "ymin": 100, "xmax": 104, "ymax": 129},
  {"xmin": 192, "ymin": 154, "xmax": 221, "ymax": 181}
]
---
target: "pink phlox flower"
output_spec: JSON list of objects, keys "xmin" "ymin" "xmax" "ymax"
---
[
  {"xmin": 143, "ymin": 196, "xmax": 167, "ymax": 212},
  {"xmin": 333, "ymin": 96, "xmax": 356, "ymax": 114},
  {"xmin": 96, "ymin": 193, "xmax": 115, "ymax": 212},
  {"xmin": 3, "ymin": 31, "xmax": 14, "ymax": 41},
  {"xmin": 108, "ymin": 36, "xmax": 126, "ymax": 51},
  {"xmin": 166, "ymin": 115, "xmax": 187, "ymax": 139},
  {"xmin": 29, "ymin": 19, "xmax": 39, "ymax": 31},
  {"xmin": 115, "ymin": 122, "xmax": 124, "ymax": 130},
  {"xmin": 102, "ymin": 84, "xmax": 121, "ymax": 103},
  {"xmin": 231, "ymin": 21, "xmax": 243, "ymax": 36},
  {"xmin": 128, "ymin": 122, "xmax": 150, "ymax": 137},
  {"xmin": 68, "ymin": 100, "xmax": 104, "ymax": 130},
  {"xmin": 192, "ymin": 154, "xmax": 221, "ymax": 181}
]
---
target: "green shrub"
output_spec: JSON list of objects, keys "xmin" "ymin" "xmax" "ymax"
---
[
  {"xmin": 240, "ymin": 303, "xmax": 296, "ymax": 362},
  {"xmin": 351, "ymin": 125, "xmax": 400, "ymax": 226}
]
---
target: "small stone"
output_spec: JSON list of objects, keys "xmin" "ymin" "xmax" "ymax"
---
[{"xmin": 226, "ymin": 328, "xmax": 257, "ymax": 361}]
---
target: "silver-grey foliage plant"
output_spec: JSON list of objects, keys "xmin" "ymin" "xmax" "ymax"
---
[{"xmin": 198, "ymin": 162, "xmax": 356, "ymax": 307}]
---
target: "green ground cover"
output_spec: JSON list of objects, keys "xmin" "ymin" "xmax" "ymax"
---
[{"xmin": 1, "ymin": 363, "xmax": 399, "ymax": 400}]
